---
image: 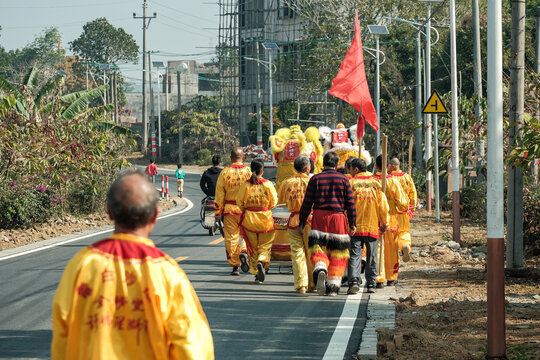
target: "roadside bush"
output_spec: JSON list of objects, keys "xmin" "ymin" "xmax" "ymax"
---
[
  {"xmin": 442, "ymin": 182, "xmax": 487, "ymax": 223},
  {"xmin": 523, "ymin": 186, "xmax": 540, "ymax": 256},
  {"xmin": 0, "ymin": 181, "xmax": 62, "ymax": 229},
  {"xmin": 196, "ymin": 149, "xmax": 212, "ymax": 166}
]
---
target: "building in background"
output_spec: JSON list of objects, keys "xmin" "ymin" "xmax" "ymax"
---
[{"xmin": 123, "ymin": 60, "xmax": 219, "ymax": 124}]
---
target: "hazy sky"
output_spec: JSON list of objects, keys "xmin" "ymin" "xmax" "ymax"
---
[{"xmin": 0, "ymin": 0, "xmax": 219, "ymax": 84}]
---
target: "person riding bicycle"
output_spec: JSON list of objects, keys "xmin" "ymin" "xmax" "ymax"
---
[{"xmin": 200, "ymin": 155, "xmax": 223, "ymax": 197}]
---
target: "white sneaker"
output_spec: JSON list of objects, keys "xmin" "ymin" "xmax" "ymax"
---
[{"xmin": 316, "ymin": 271, "xmax": 327, "ymax": 296}]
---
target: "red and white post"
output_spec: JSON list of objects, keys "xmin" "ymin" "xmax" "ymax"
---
[
  {"xmin": 161, "ymin": 175, "xmax": 165, "ymax": 198},
  {"xmin": 165, "ymin": 176, "xmax": 169, "ymax": 201},
  {"xmin": 151, "ymin": 132, "xmax": 157, "ymax": 160}
]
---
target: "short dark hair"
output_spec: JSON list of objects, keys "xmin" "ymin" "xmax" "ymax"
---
[
  {"xmin": 345, "ymin": 156, "xmax": 356, "ymax": 169},
  {"xmin": 177, "ymin": 163, "xmax": 182, "ymax": 168},
  {"xmin": 107, "ymin": 169, "xmax": 159, "ymax": 230},
  {"xmin": 309, "ymin": 158, "xmax": 315, "ymax": 173},
  {"xmin": 351, "ymin": 158, "xmax": 367, "ymax": 173},
  {"xmin": 323, "ymin": 152, "xmax": 339, "ymax": 168},
  {"xmin": 212, "ymin": 155, "xmax": 221, "ymax": 166},
  {"xmin": 294, "ymin": 156, "xmax": 310, "ymax": 172}
]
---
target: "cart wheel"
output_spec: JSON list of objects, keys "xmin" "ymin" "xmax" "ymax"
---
[{"xmin": 209, "ymin": 227, "xmax": 215, "ymax": 236}]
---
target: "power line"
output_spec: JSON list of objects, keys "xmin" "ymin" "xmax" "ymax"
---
[
  {"xmin": 152, "ymin": 1, "xmax": 210, "ymax": 23},
  {"xmin": 1, "ymin": 1, "xmax": 131, "ymax": 9}
]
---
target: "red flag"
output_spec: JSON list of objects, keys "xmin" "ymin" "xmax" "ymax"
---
[{"xmin": 328, "ymin": 12, "xmax": 378, "ymax": 141}]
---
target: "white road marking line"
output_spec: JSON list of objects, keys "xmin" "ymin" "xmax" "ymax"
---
[
  {"xmin": 0, "ymin": 198, "xmax": 194, "ymax": 262},
  {"xmin": 322, "ymin": 293, "xmax": 362, "ymax": 360}
]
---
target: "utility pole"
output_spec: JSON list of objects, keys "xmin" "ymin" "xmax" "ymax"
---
[
  {"xmin": 487, "ymin": 0, "xmax": 506, "ymax": 357},
  {"xmin": 415, "ymin": 31, "xmax": 423, "ymax": 171},
  {"xmin": 133, "ymin": 0, "xmax": 156, "ymax": 154},
  {"xmin": 473, "ymin": 0, "xmax": 485, "ymax": 184},
  {"xmin": 533, "ymin": 6, "xmax": 540, "ymax": 185},
  {"xmin": 255, "ymin": 41, "xmax": 263, "ymax": 157},
  {"xmin": 425, "ymin": 3, "xmax": 433, "ymax": 212},
  {"xmin": 148, "ymin": 52, "xmax": 155, "ymax": 161},
  {"xmin": 450, "ymin": 0, "xmax": 460, "ymax": 241},
  {"xmin": 506, "ymin": 0, "xmax": 525, "ymax": 269},
  {"xmin": 165, "ymin": 65, "xmax": 169, "ymax": 111}
]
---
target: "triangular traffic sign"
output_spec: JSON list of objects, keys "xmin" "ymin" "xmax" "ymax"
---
[{"xmin": 422, "ymin": 90, "xmax": 448, "ymax": 114}]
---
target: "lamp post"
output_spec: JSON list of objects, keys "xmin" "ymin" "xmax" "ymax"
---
[
  {"xmin": 152, "ymin": 61, "xmax": 165, "ymax": 160},
  {"xmin": 244, "ymin": 54, "xmax": 278, "ymax": 155},
  {"xmin": 367, "ymin": 25, "xmax": 389, "ymax": 156},
  {"xmin": 262, "ymin": 42, "xmax": 279, "ymax": 139},
  {"xmin": 176, "ymin": 62, "xmax": 188, "ymax": 164}
]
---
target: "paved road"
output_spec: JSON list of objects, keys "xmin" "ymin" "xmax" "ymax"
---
[{"xmin": 0, "ymin": 170, "xmax": 368, "ymax": 360}]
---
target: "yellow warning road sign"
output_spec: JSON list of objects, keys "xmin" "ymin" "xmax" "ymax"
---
[{"xmin": 422, "ymin": 90, "xmax": 448, "ymax": 114}]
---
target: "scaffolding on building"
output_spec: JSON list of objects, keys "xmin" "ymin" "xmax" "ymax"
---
[{"xmin": 218, "ymin": 0, "xmax": 337, "ymax": 146}]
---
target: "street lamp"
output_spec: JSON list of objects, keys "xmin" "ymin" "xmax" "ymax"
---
[
  {"xmin": 367, "ymin": 25, "xmax": 389, "ymax": 156},
  {"xmin": 176, "ymin": 62, "xmax": 188, "ymax": 164},
  {"xmin": 261, "ymin": 42, "xmax": 279, "ymax": 140},
  {"xmin": 152, "ymin": 61, "xmax": 164, "ymax": 159},
  {"xmin": 244, "ymin": 53, "xmax": 278, "ymax": 156}
]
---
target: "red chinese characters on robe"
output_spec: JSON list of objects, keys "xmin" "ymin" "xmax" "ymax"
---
[
  {"xmin": 283, "ymin": 141, "xmax": 300, "ymax": 161},
  {"xmin": 77, "ymin": 283, "xmax": 92, "ymax": 298}
]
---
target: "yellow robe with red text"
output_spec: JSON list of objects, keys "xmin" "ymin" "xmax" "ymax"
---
[
  {"xmin": 52, "ymin": 233, "xmax": 214, "ymax": 360},
  {"xmin": 349, "ymin": 172, "xmax": 390, "ymax": 238},
  {"xmin": 237, "ymin": 179, "xmax": 278, "ymax": 274},
  {"xmin": 278, "ymin": 172, "xmax": 314, "ymax": 290},
  {"xmin": 389, "ymin": 171, "xmax": 417, "ymax": 240},
  {"xmin": 214, "ymin": 163, "xmax": 252, "ymax": 267},
  {"xmin": 373, "ymin": 172, "xmax": 409, "ymax": 282}
]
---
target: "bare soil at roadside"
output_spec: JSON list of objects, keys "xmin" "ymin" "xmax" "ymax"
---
[{"xmin": 378, "ymin": 209, "xmax": 540, "ymax": 360}]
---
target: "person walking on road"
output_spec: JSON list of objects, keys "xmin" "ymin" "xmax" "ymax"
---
[
  {"xmin": 175, "ymin": 163, "xmax": 185, "ymax": 198},
  {"xmin": 236, "ymin": 159, "xmax": 278, "ymax": 284},
  {"xmin": 387, "ymin": 157, "xmax": 417, "ymax": 263},
  {"xmin": 298, "ymin": 151, "xmax": 356, "ymax": 296},
  {"xmin": 52, "ymin": 169, "xmax": 214, "ymax": 360},
  {"xmin": 347, "ymin": 158, "xmax": 389, "ymax": 294},
  {"xmin": 214, "ymin": 148, "xmax": 252, "ymax": 276},
  {"xmin": 278, "ymin": 156, "xmax": 315, "ymax": 294},
  {"xmin": 145, "ymin": 159, "xmax": 158, "ymax": 184},
  {"xmin": 373, "ymin": 155, "xmax": 409, "ymax": 287},
  {"xmin": 200, "ymin": 155, "xmax": 223, "ymax": 197}
]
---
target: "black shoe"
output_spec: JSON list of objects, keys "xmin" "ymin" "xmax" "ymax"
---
[
  {"xmin": 256, "ymin": 262, "xmax": 265, "ymax": 282},
  {"xmin": 366, "ymin": 284, "xmax": 376, "ymax": 293},
  {"xmin": 239, "ymin": 252, "xmax": 249, "ymax": 273},
  {"xmin": 387, "ymin": 280, "xmax": 395, "ymax": 286},
  {"xmin": 230, "ymin": 267, "xmax": 240, "ymax": 276},
  {"xmin": 347, "ymin": 282, "xmax": 360, "ymax": 295},
  {"xmin": 376, "ymin": 282, "xmax": 384, "ymax": 289}
]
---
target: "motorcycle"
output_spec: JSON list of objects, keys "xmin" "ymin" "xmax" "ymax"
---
[{"xmin": 200, "ymin": 196, "xmax": 221, "ymax": 236}]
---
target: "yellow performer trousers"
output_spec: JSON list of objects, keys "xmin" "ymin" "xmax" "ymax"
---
[
  {"xmin": 376, "ymin": 230, "xmax": 412, "ymax": 283},
  {"xmin": 223, "ymin": 214, "xmax": 247, "ymax": 267},
  {"xmin": 287, "ymin": 225, "xmax": 314, "ymax": 290},
  {"xmin": 244, "ymin": 229, "xmax": 275, "ymax": 275}
]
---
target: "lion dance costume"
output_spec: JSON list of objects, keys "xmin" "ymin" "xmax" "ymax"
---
[{"xmin": 269, "ymin": 125, "xmax": 324, "ymax": 191}]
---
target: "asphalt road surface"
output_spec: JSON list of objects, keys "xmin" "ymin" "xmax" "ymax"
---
[{"xmin": 0, "ymin": 169, "xmax": 368, "ymax": 360}]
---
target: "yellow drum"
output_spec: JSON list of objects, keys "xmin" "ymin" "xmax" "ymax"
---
[{"xmin": 272, "ymin": 211, "xmax": 291, "ymax": 261}]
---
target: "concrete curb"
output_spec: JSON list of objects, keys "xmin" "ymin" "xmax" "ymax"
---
[
  {"xmin": 356, "ymin": 285, "xmax": 396, "ymax": 359},
  {"xmin": 0, "ymin": 199, "xmax": 189, "ymax": 261}
]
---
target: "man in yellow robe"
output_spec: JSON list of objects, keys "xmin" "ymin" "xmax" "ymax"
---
[
  {"xmin": 236, "ymin": 159, "xmax": 278, "ymax": 283},
  {"xmin": 52, "ymin": 170, "xmax": 213, "ymax": 360},
  {"xmin": 215, "ymin": 148, "xmax": 252, "ymax": 276},
  {"xmin": 278, "ymin": 156, "xmax": 314, "ymax": 294},
  {"xmin": 348, "ymin": 158, "xmax": 390, "ymax": 293},
  {"xmin": 373, "ymin": 155, "xmax": 409, "ymax": 287},
  {"xmin": 388, "ymin": 158, "xmax": 417, "ymax": 262}
]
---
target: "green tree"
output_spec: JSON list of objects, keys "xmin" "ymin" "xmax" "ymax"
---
[
  {"xmin": 69, "ymin": 18, "xmax": 139, "ymax": 66},
  {"xmin": 0, "ymin": 28, "xmax": 65, "ymax": 80}
]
